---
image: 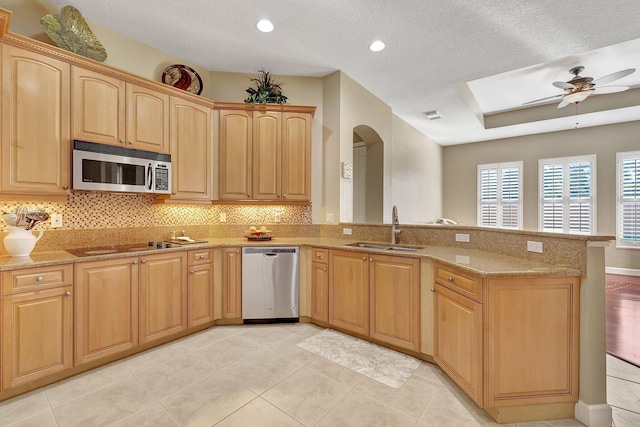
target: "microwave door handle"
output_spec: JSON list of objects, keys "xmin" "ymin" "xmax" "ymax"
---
[{"xmin": 147, "ymin": 163, "xmax": 153, "ymax": 191}]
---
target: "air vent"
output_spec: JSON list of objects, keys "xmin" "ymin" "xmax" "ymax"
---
[{"xmin": 423, "ymin": 110, "xmax": 442, "ymax": 120}]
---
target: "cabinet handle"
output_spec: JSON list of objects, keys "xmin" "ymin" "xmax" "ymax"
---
[
  {"xmin": 189, "ymin": 270, "xmax": 195, "ymax": 274},
  {"xmin": 36, "ymin": 276, "xmax": 43, "ymax": 282},
  {"xmin": 62, "ymin": 185, "xmax": 69, "ymax": 190},
  {"xmin": 322, "ymin": 267, "xmax": 327, "ymax": 272},
  {"xmin": 316, "ymin": 253, "xmax": 321, "ymax": 258},
  {"xmin": 448, "ymin": 276, "xmax": 454, "ymax": 282},
  {"xmin": 199, "ymin": 255, "xmax": 205, "ymax": 259},
  {"xmin": 247, "ymin": 194, "xmax": 251, "ymax": 198},
  {"xmin": 430, "ymin": 288, "xmax": 435, "ymax": 292},
  {"xmin": 141, "ymin": 259, "xmax": 146, "ymax": 264},
  {"xmin": 120, "ymin": 139, "xmax": 125, "ymax": 144},
  {"xmin": 283, "ymin": 194, "xmax": 287, "ymax": 198},
  {"xmin": 128, "ymin": 140, "xmax": 133, "ymax": 145},
  {"xmin": 132, "ymin": 261, "xmax": 138, "ymax": 265},
  {"xmin": 363, "ymin": 256, "xmax": 367, "ymax": 261},
  {"xmin": 236, "ymin": 250, "xmax": 240, "ymax": 254},
  {"xmin": 64, "ymin": 291, "xmax": 71, "ymax": 297}
]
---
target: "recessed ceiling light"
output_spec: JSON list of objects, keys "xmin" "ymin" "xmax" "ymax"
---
[
  {"xmin": 256, "ymin": 19, "xmax": 274, "ymax": 33},
  {"xmin": 369, "ymin": 40, "xmax": 385, "ymax": 52}
]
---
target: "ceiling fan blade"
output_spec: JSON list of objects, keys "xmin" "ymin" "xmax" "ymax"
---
[
  {"xmin": 592, "ymin": 85, "xmax": 629, "ymax": 94},
  {"xmin": 592, "ymin": 68, "xmax": 636, "ymax": 86},
  {"xmin": 553, "ymin": 81, "xmax": 576, "ymax": 90},
  {"xmin": 522, "ymin": 94, "xmax": 563, "ymax": 105},
  {"xmin": 557, "ymin": 99, "xmax": 571, "ymax": 109}
]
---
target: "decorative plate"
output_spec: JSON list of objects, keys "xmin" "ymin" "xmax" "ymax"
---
[{"xmin": 162, "ymin": 64, "xmax": 203, "ymax": 95}]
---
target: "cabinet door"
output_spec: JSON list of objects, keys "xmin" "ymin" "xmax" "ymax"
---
[
  {"xmin": 434, "ymin": 283, "xmax": 483, "ymax": 405},
  {"xmin": 311, "ymin": 261, "xmax": 329, "ymax": 323},
  {"xmin": 126, "ymin": 83, "xmax": 170, "ymax": 152},
  {"xmin": 139, "ymin": 252, "xmax": 187, "ymax": 344},
  {"xmin": 221, "ymin": 247, "xmax": 242, "ymax": 319},
  {"xmin": 72, "ymin": 66, "xmax": 125, "ymax": 146},
  {"xmin": 188, "ymin": 263, "xmax": 214, "ymax": 328},
  {"xmin": 370, "ymin": 255, "xmax": 420, "ymax": 351},
  {"xmin": 328, "ymin": 250, "xmax": 369, "ymax": 336},
  {"xmin": 281, "ymin": 112, "xmax": 311, "ymax": 201},
  {"xmin": 485, "ymin": 277, "xmax": 579, "ymax": 408},
  {"xmin": 252, "ymin": 111, "xmax": 281, "ymax": 200},
  {"xmin": 1, "ymin": 45, "xmax": 70, "ymax": 195},
  {"xmin": 219, "ymin": 110, "xmax": 252, "ymax": 199},
  {"xmin": 169, "ymin": 97, "xmax": 212, "ymax": 201},
  {"xmin": 75, "ymin": 258, "xmax": 139, "ymax": 365},
  {"xmin": 2, "ymin": 287, "xmax": 73, "ymax": 389}
]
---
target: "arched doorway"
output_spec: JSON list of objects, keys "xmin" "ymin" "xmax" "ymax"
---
[{"xmin": 353, "ymin": 125, "xmax": 383, "ymax": 223}]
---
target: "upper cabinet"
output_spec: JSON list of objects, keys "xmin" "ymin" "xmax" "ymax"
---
[
  {"xmin": 72, "ymin": 67, "xmax": 170, "ymax": 153},
  {"xmin": 217, "ymin": 104, "xmax": 314, "ymax": 202},
  {"xmin": 165, "ymin": 97, "xmax": 212, "ymax": 202},
  {"xmin": 0, "ymin": 45, "xmax": 71, "ymax": 196}
]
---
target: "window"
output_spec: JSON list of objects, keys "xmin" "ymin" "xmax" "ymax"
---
[
  {"xmin": 539, "ymin": 155, "xmax": 596, "ymax": 234},
  {"xmin": 477, "ymin": 162, "xmax": 522, "ymax": 229},
  {"xmin": 617, "ymin": 151, "xmax": 640, "ymax": 248}
]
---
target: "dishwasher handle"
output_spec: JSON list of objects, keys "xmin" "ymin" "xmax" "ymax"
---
[{"xmin": 263, "ymin": 253, "xmax": 278, "ymax": 258}]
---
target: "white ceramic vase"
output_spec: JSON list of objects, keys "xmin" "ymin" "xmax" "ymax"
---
[{"xmin": 3, "ymin": 225, "xmax": 43, "ymax": 257}]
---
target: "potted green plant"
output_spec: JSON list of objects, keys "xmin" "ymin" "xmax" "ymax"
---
[{"xmin": 245, "ymin": 68, "xmax": 288, "ymax": 104}]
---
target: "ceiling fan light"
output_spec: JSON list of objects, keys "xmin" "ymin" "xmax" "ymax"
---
[
  {"xmin": 563, "ymin": 91, "xmax": 591, "ymax": 104},
  {"xmin": 256, "ymin": 19, "xmax": 274, "ymax": 33}
]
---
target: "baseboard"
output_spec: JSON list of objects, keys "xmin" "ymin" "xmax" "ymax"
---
[
  {"xmin": 605, "ymin": 267, "xmax": 640, "ymax": 277},
  {"xmin": 574, "ymin": 401, "xmax": 612, "ymax": 427}
]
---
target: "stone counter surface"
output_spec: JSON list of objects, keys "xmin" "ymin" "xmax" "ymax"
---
[{"xmin": 0, "ymin": 237, "xmax": 581, "ymax": 278}]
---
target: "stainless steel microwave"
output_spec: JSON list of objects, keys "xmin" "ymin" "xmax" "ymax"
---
[{"xmin": 72, "ymin": 140, "xmax": 171, "ymax": 194}]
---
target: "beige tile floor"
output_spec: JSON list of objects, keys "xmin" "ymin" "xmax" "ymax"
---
[
  {"xmin": 607, "ymin": 354, "xmax": 640, "ymax": 427},
  {"xmin": 0, "ymin": 322, "xmax": 628, "ymax": 427}
]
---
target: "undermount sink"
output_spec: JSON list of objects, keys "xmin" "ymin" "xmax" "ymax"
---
[{"xmin": 346, "ymin": 242, "xmax": 422, "ymax": 252}]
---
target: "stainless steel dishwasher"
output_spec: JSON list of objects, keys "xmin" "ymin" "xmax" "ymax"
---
[{"xmin": 242, "ymin": 246, "xmax": 299, "ymax": 322}]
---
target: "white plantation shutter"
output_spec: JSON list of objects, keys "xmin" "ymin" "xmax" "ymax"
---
[
  {"xmin": 617, "ymin": 152, "xmax": 640, "ymax": 247},
  {"xmin": 478, "ymin": 162, "xmax": 522, "ymax": 229},
  {"xmin": 539, "ymin": 155, "xmax": 596, "ymax": 234}
]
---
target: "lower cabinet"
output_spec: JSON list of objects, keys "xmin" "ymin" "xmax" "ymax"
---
[
  {"xmin": 311, "ymin": 248, "xmax": 329, "ymax": 324},
  {"xmin": 75, "ymin": 257, "xmax": 139, "ymax": 365},
  {"xmin": 221, "ymin": 247, "xmax": 242, "ymax": 319},
  {"xmin": 187, "ymin": 248, "xmax": 214, "ymax": 328},
  {"xmin": 327, "ymin": 249, "xmax": 420, "ymax": 351},
  {"xmin": 1, "ymin": 265, "xmax": 74, "ymax": 390},
  {"xmin": 139, "ymin": 251, "xmax": 188, "ymax": 344}
]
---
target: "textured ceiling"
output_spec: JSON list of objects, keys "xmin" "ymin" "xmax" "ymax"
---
[{"xmin": 42, "ymin": 0, "xmax": 640, "ymax": 145}]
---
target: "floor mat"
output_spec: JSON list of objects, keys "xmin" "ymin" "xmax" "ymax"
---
[{"xmin": 297, "ymin": 329, "xmax": 420, "ymax": 389}]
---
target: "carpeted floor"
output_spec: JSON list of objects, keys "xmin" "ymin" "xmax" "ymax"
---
[{"xmin": 606, "ymin": 274, "xmax": 640, "ymax": 368}]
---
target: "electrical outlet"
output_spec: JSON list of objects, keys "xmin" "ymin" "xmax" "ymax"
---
[
  {"xmin": 343, "ymin": 227, "xmax": 352, "ymax": 235},
  {"xmin": 527, "ymin": 241, "xmax": 543, "ymax": 253},
  {"xmin": 455, "ymin": 233, "xmax": 470, "ymax": 242},
  {"xmin": 219, "ymin": 212, "xmax": 226, "ymax": 223},
  {"xmin": 326, "ymin": 213, "xmax": 334, "ymax": 223},
  {"xmin": 50, "ymin": 213, "xmax": 63, "ymax": 228},
  {"xmin": 274, "ymin": 211, "xmax": 281, "ymax": 223}
]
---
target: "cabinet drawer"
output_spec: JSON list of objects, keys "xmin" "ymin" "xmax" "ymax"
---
[
  {"xmin": 1, "ymin": 264, "xmax": 73, "ymax": 295},
  {"xmin": 312, "ymin": 248, "xmax": 329, "ymax": 264},
  {"xmin": 434, "ymin": 264, "xmax": 481, "ymax": 302},
  {"xmin": 188, "ymin": 249, "xmax": 213, "ymax": 266}
]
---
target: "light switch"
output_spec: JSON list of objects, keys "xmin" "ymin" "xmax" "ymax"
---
[{"xmin": 219, "ymin": 212, "xmax": 226, "ymax": 223}]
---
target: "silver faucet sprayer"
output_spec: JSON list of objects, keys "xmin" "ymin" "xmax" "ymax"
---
[{"xmin": 391, "ymin": 205, "xmax": 401, "ymax": 244}]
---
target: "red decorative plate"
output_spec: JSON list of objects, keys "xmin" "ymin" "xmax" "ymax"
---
[{"xmin": 162, "ymin": 64, "xmax": 203, "ymax": 95}]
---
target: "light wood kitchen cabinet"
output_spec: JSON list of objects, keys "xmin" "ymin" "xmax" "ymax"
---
[
  {"xmin": 139, "ymin": 251, "xmax": 188, "ymax": 344},
  {"xmin": 217, "ymin": 105, "xmax": 313, "ymax": 201},
  {"xmin": 187, "ymin": 248, "xmax": 214, "ymax": 328},
  {"xmin": 311, "ymin": 248, "xmax": 329, "ymax": 324},
  {"xmin": 485, "ymin": 276, "xmax": 579, "ymax": 409},
  {"xmin": 221, "ymin": 247, "xmax": 242, "ymax": 319},
  {"xmin": 1, "ymin": 45, "xmax": 70, "ymax": 196},
  {"xmin": 328, "ymin": 250, "xmax": 370, "ymax": 336},
  {"xmin": 74, "ymin": 257, "xmax": 139, "ymax": 365},
  {"xmin": 167, "ymin": 97, "xmax": 212, "ymax": 202},
  {"xmin": 434, "ymin": 282, "xmax": 483, "ymax": 405},
  {"xmin": 1, "ymin": 265, "xmax": 73, "ymax": 390},
  {"xmin": 72, "ymin": 67, "xmax": 169, "ymax": 153},
  {"xmin": 369, "ymin": 254, "xmax": 420, "ymax": 351}
]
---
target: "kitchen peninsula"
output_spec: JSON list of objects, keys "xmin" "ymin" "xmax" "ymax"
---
[{"xmin": 0, "ymin": 223, "xmax": 613, "ymax": 424}]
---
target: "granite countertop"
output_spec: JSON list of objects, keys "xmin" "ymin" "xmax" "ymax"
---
[{"xmin": 0, "ymin": 237, "xmax": 581, "ymax": 278}]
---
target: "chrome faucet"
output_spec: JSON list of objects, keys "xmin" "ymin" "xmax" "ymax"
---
[{"xmin": 391, "ymin": 205, "xmax": 401, "ymax": 244}]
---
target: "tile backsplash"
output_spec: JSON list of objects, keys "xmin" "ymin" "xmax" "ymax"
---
[{"xmin": 0, "ymin": 192, "xmax": 312, "ymax": 229}]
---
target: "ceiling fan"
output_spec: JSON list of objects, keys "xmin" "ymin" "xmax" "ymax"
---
[{"xmin": 523, "ymin": 66, "xmax": 636, "ymax": 109}]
